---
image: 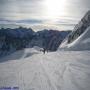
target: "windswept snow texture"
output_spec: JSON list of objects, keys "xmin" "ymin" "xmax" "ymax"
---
[{"xmin": 0, "ymin": 48, "xmax": 90, "ymax": 90}]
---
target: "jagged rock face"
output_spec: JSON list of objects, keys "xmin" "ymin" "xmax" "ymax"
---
[
  {"xmin": 67, "ymin": 10, "xmax": 90, "ymax": 43},
  {"xmin": 0, "ymin": 27, "xmax": 34, "ymax": 57},
  {"xmin": 30, "ymin": 30, "xmax": 71, "ymax": 51}
]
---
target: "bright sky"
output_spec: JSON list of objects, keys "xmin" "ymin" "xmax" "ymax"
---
[{"xmin": 0, "ymin": 0, "xmax": 90, "ymax": 31}]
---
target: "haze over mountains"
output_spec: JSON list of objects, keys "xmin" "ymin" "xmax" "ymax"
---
[
  {"xmin": 0, "ymin": 0, "xmax": 90, "ymax": 31},
  {"xmin": 0, "ymin": 10, "xmax": 90, "ymax": 57}
]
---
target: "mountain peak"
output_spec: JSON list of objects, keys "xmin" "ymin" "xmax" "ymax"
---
[
  {"xmin": 59, "ymin": 10, "xmax": 90, "ymax": 51},
  {"xmin": 68, "ymin": 10, "xmax": 90, "ymax": 44}
]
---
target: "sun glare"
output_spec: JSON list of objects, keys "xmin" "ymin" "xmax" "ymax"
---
[{"xmin": 44, "ymin": 0, "xmax": 66, "ymax": 20}]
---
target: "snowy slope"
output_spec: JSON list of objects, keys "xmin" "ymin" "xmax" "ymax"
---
[
  {"xmin": 0, "ymin": 48, "xmax": 90, "ymax": 90},
  {"xmin": 59, "ymin": 27, "xmax": 90, "ymax": 50},
  {"xmin": 59, "ymin": 11, "xmax": 90, "ymax": 51}
]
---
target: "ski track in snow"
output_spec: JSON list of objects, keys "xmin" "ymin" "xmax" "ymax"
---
[{"xmin": 0, "ymin": 49, "xmax": 90, "ymax": 90}]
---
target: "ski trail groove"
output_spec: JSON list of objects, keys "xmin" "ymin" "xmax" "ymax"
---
[{"xmin": 40, "ymin": 55, "xmax": 58, "ymax": 90}]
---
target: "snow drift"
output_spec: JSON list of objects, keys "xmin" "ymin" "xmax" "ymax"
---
[{"xmin": 0, "ymin": 48, "xmax": 90, "ymax": 90}]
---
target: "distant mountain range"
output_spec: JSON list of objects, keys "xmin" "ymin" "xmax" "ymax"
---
[
  {"xmin": 1, "ymin": 10, "xmax": 90, "ymax": 57},
  {"xmin": 0, "ymin": 27, "xmax": 71, "ymax": 57}
]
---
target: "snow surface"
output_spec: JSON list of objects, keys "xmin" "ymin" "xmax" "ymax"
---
[
  {"xmin": 0, "ymin": 48, "xmax": 90, "ymax": 90},
  {"xmin": 59, "ymin": 26, "xmax": 90, "ymax": 51}
]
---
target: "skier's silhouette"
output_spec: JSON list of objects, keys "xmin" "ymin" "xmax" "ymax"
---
[{"xmin": 43, "ymin": 48, "xmax": 46, "ymax": 54}]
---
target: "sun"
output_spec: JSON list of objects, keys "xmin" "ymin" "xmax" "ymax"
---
[{"xmin": 44, "ymin": 0, "xmax": 66, "ymax": 20}]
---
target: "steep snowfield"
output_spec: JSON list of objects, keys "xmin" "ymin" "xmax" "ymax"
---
[
  {"xmin": 59, "ymin": 10, "xmax": 90, "ymax": 51},
  {"xmin": 59, "ymin": 26, "xmax": 90, "ymax": 51},
  {"xmin": 0, "ymin": 48, "xmax": 90, "ymax": 90}
]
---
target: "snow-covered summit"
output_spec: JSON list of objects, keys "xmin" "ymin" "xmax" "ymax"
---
[{"xmin": 59, "ymin": 11, "xmax": 90, "ymax": 51}]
